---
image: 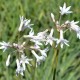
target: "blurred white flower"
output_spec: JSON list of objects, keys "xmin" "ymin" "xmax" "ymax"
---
[
  {"xmin": 46, "ymin": 28, "xmax": 57, "ymax": 46},
  {"xmin": 31, "ymin": 50, "xmax": 46, "ymax": 67},
  {"xmin": 59, "ymin": 2, "xmax": 72, "ymax": 15},
  {"xmin": 20, "ymin": 54, "xmax": 32, "ymax": 70},
  {"xmin": 29, "ymin": 28, "xmax": 34, "ymax": 36},
  {"xmin": 24, "ymin": 29, "xmax": 48, "ymax": 45},
  {"xmin": 16, "ymin": 59, "xmax": 24, "ymax": 76},
  {"xmin": 39, "ymin": 47, "xmax": 49, "ymax": 57},
  {"xmin": 56, "ymin": 30, "xmax": 69, "ymax": 48},
  {"xmin": 6, "ymin": 54, "xmax": 11, "ymax": 66},
  {"xmin": 0, "ymin": 41, "xmax": 10, "ymax": 52},
  {"xmin": 37, "ymin": 29, "xmax": 48, "ymax": 39},
  {"xmin": 24, "ymin": 29, "xmax": 48, "ymax": 40},
  {"xmin": 18, "ymin": 16, "xmax": 33, "ymax": 32},
  {"xmin": 69, "ymin": 20, "xmax": 80, "ymax": 39},
  {"xmin": 24, "ymin": 30, "xmax": 47, "ymax": 41},
  {"xmin": 24, "ymin": 35, "xmax": 43, "ymax": 46}
]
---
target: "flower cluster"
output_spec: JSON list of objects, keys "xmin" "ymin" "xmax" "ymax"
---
[
  {"xmin": 0, "ymin": 2, "xmax": 80, "ymax": 76},
  {"xmin": 0, "ymin": 16, "xmax": 51, "ymax": 76},
  {"xmin": 51, "ymin": 3, "xmax": 80, "ymax": 48}
]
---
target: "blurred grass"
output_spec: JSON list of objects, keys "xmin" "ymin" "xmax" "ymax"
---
[{"xmin": 0, "ymin": 0, "xmax": 80, "ymax": 80}]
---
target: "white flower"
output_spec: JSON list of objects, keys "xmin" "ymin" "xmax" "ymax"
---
[
  {"xmin": 31, "ymin": 50, "xmax": 46, "ymax": 67},
  {"xmin": 0, "ymin": 41, "xmax": 10, "ymax": 52},
  {"xmin": 24, "ymin": 29, "xmax": 48, "ymax": 41},
  {"xmin": 24, "ymin": 28, "xmax": 34, "ymax": 38},
  {"xmin": 29, "ymin": 28, "xmax": 34, "ymax": 36},
  {"xmin": 51, "ymin": 13, "xmax": 55, "ymax": 22},
  {"xmin": 46, "ymin": 28, "xmax": 57, "ymax": 46},
  {"xmin": 6, "ymin": 54, "xmax": 11, "ymax": 66},
  {"xmin": 24, "ymin": 29, "xmax": 48, "ymax": 46},
  {"xmin": 20, "ymin": 54, "xmax": 32, "ymax": 70},
  {"xmin": 39, "ymin": 47, "xmax": 49, "ymax": 57},
  {"xmin": 59, "ymin": 2, "xmax": 72, "ymax": 15},
  {"xmin": 56, "ymin": 30, "xmax": 69, "ymax": 48},
  {"xmin": 69, "ymin": 20, "xmax": 80, "ymax": 39},
  {"xmin": 16, "ymin": 59, "xmax": 24, "ymax": 76},
  {"xmin": 37, "ymin": 29, "xmax": 48, "ymax": 39},
  {"xmin": 18, "ymin": 16, "xmax": 33, "ymax": 32},
  {"xmin": 77, "ymin": 32, "xmax": 80, "ymax": 39},
  {"xmin": 24, "ymin": 34, "xmax": 43, "ymax": 46},
  {"xmin": 23, "ymin": 29, "xmax": 37, "ymax": 39}
]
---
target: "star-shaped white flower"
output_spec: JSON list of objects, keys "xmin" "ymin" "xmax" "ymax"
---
[
  {"xmin": 39, "ymin": 47, "xmax": 49, "ymax": 57},
  {"xmin": 24, "ymin": 29, "xmax": 48, "ymax": 41},
  {"xmin": 23, "ymin": 28, "xmax": 38, "ymax": 40},
  {"xmin": 0, "ymin": 41, "xmax": 10, "ymax": 52},
  {"xmin": 37, "ymin": 29, "xmax": 48, "ymax": 37},
  {"xmin": 59, "ymin": 2, "xmax": 72, "ymax": 15},
  {"xmin": 36, "ymin": 29, "xmax": 48, "ymax": 41},
  {"xmin": 29, "ymin": 28, "xmax": 34, "ymax": 36},
  {"xmin": 31, "ymin": 50, "xmax": 46, "ymax": 67},
  {"xmin": 46, "ymin": 28, "xmax": 57, "ymax": 46},
  {"xmin": 18, "ymin": 16, "xmax": 33, "ymax": 32},
  {"xmin": 20, "ymin": 54, "xmax": 32, "ymax": 70},
  {"xmin": 56, "ymin": 30, "xmax": 69, "ymax": 48},
  {"xmin": 16, "ymin": 59, "xmax": 24, "ymax": 76},
  {"xmin": 69, "ymin": 20, "xmax": 80, "ymax": 39},
  {"xmin": 24, "ymin": 29, "xmax": 48, "ymax": 46}
]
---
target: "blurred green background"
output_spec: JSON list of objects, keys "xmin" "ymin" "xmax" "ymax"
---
[{"xmin": 0, "ymin": 0, "xmax": 80, "ymax": 80}]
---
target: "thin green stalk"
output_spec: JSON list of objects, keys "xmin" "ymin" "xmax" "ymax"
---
[
  {"xmin": 33, "ymin": 63, "xmax": 36, "ymax": 80},
  {"xmin": 59, "ymin": 15, "xmax": 62, "ymax": 25},
  {"xmin": 52, "ymin": 14, "xmax": 62, "ymax": 80},
  {"xmin": 52, "ymin": 28, "xmax": 60, "ymax": 80},
  {"xmin": 52, "ymin": 47, "xmax": 58, "ymax": 80}
]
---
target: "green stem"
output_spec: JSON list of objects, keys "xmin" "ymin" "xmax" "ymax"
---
[
  {"xmin": 52, "ymin": 14, "xmax": 62, "ymax": 80},
  {"xmin": 59, "ymin": 15, "xmax": 62, "ymax": 25},
  {"xmin": 52, "ymin": 47, "xmax": 58, "ymax": 80},
  {"xmin": 53, "ymin": 68, "xmax": 56, "ymax": 80}
]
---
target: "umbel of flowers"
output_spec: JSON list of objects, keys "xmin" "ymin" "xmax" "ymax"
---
[{"xmin": 0, "ymin": 2, "xmax": 80, "ymax": 76}]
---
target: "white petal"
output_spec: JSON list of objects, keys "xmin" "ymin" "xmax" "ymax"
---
[
  {"xmin": 31, "ymin": 50, "xmax": 39, "ymax": 59},
  {"xmin": 66, "ymin": 6, "xmax": 71, "ymax": 12},
  {"xmin": 59, "ymin": 6, "xmax": 62, "ymax": 11},
  {"xmin": 22, "ymin": 62, "xmax": 25, "ymax": 70},
  {"xmin": 61, "ymin": 43, "xmax": 63, "ymax": 48},
  {"xmin": 50, "ymin": 28, "xmax": 54, "ymax": 37},
  {"xmin": 16, "ymin": 59, "xmax": 20, "ymax": 68},
  {"xmin": 50, "ymin": 40, "xmax": 53, "ymax": 46},
  {"xmin": 63, "ymin": 3, "xmax": 66, "ymax": 10},
  {"xmin": 51, "ymin": 13, "xmax": 55, "ymax": 22},
  {"xmin": 29, "ymin": 28, "xmax": 34, "ymax": 36},
  {"xmin": 6, "ymin": 54, "xmax": 11, "ymax": 66}
]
